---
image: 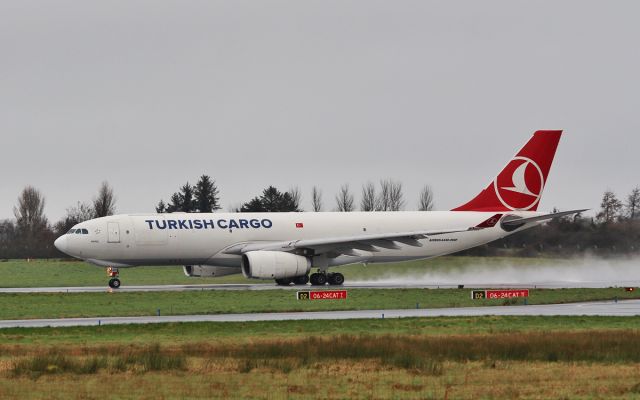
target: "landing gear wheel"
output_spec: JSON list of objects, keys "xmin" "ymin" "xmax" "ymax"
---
[
  {"xmin": 328, "ymin": 272, "xmax": 344, "ymax": 286},
  {"xmin": 293, "ymin": 275, "xmax": 309, "ymax": 285},
  {"xmin": 106, "ymin": 267, "xmax": 120, "ymax": 289},
  {"xmin": 310, "ymin": 273, "xmax": 327, "ymax": 286},
  {"xmin": 275, "ymin": 278, "xmax": 293, "ymax": 286}
]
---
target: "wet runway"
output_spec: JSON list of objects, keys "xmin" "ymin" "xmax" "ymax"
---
[
  {"xmin": 0, "ymin": 299, "xmax": 638, "ymax": 329},
  {"xmin": 1, "ymin": 280, "xmax": 638, "ymax": 293}
]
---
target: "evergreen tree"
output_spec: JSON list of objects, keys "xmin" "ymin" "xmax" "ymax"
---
[
  {"xmin": 240, "ymin": 186, "xmax": 300, "ymax": 212},
  {"xmin": 194, "ymin": 175, "xmax": 220, "ymax": 213},
  {"xmin": 155, "ymin": 199, "xmax": 167, "ymax": 213},
  {"xmin": 626, "ymin": 187, "xmax": 640, "ymax": 219},
  {"xmin": 164, "ymin": 183, "xmax": 197, "ymax": 213},
  {"xmin": 166, "ymin": 192, "xmax": 183, "ymax": 213},
  {"xmin": 596, "ymin": 190, "xmax": 622, "ymax": 224},
  {"xmin": 240, "ymin": 197, "xmax": 266, "ymax": 212}
]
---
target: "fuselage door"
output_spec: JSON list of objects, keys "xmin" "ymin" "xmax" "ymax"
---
[{"xmin": 107, "ymin": 222, "xmax": 120, "ymax": 243}]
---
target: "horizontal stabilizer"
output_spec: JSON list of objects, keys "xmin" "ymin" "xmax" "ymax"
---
[{"xmin": 502, "ymin": 209, "xmax": 588, "ymax": 226}]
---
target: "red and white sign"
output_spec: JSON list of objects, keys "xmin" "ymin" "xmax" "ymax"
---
[
  {"xmin": 485, "ymin": 289, "xmax": 529, "ymax": 299},
  {"xmin": 295, "ymin": 222, "xmax": 304, "ymax": 228},
  {"xmin": 298, "ymin": 290, "xmax": 348, "ymax": 300},
  {"xmin": 310, "ymin": 290, "xmax": 347, "ymax": 300}
]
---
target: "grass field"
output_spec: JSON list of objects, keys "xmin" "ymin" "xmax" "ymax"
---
[
  {"xmin": 1, "ymin": 258, "xmax": 639, "ymax": 398},
  {"xmin": 0, "ymin": 287, "xmax": 638, "ymax": 320},
  {"xmin": 0, "ymin": 256, "xmax": 577, "ymax": 287},
  {"xmin": 1, "ymin": 317, "xmax": 640, "ymax": 399},
  {"xmin": 2, "ymin": 360, "xmax": 639, "ymax": 399},
  {"xmin": 2, "ymin": 316, "xmax": 640, "ymax": 345}
]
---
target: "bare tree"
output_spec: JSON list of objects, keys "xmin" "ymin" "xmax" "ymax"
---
[
  {"xmin": 54, "ymin": 202, "xmax": 94, "ymax": 234},
  {"xmin": 360, "ymin": 182, "xmax": 377, "ymax": 211},
  {"xmin": 335, "ymin": 184, "xmax": 355, "ymax": 212},
  {"xmin": 418, "ymin": 184, "xmax": 435, "ymax": 211},
  {"xmin": 596, "ymin": 190, "xmax": 622, "ymax": 224},
  {"xmin": 288, "ymin": 186, "xmax": 303, "ymax": 212},
  {"xmin": 311, "ymin": 186, "xmax": 323, "ymax": 212},
  {"xmin": 93, "ymin": 181, "xmax": 116, "ymax": 217},
  {"xmin": 626, "ymin": 186, "xmax": 640, "ymax": 219},
  {"xmin": 377, "ymin": 179, "xmax": 391, "ymax": 211},
  {"xmin": 13, "ymin": 186, "xmax": 50, "ymax": 257},
  {"xmin": 70, "ymin": 202, "xmax": 94, "ymax": 222},
  {"xmin": 376, "ymin": 179, "xmax": 404, "ymax": 211},
  {"xmin": 388, "ymin": 180, "xmax": 404, "ymax": 211},
  {"xmin": 14, "ymin": 186, "xmax": 48, "ymax": 235}
]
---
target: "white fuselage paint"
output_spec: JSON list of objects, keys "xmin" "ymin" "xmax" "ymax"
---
[{"xmin": 56, "ymin": 211, "xmax": 539, "ymax": 272}]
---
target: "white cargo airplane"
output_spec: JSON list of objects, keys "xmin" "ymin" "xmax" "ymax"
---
[{"xmin": 55, "ymin": 130, "xmax": 584, "ymax": 288}]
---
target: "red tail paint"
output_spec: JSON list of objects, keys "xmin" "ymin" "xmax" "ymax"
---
[{"xmin": 453, "ymin": 130, "xmax": 562, "ymax": 212}]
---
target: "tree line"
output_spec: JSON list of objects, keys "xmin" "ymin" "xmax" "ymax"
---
[
  {"xmin": 154, "ymin": 178, "xmax": 434, "ymax": 213},
  {"xmin": 0, "ymin": 182, "xmax": 116, "ymax": 259}
]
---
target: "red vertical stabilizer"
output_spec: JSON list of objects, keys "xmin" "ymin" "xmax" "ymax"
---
[{"xmin": 452, "ymin": 130, "xmax": 562, "ymax": 211}]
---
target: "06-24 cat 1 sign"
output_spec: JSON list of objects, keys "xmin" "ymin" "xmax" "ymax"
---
[
  {"xmin": 297, "ymin": 290, "xmax": 348, "ymax": 300},
  {"xmin": 471, "ymin": 289, "xmax": 529, "ymax": 300}
]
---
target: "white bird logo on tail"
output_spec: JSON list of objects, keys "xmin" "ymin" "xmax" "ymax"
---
[
  {"xmin": 501, "ymin": 160, "xmax": 537, "ymax": 196},
  {"xmin": 493, "ymin": 156, "xmax": 545, "ymax": 210}
]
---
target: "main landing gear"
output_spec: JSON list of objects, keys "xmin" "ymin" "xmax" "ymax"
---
[
  {"xmin": 311, "ymin": 272, "xmax": 344, "ymax": 286},
  {"xmin": 275, "ymin": 272, "xmax": 344, "ymax": 286},
  {"xmin": 107, "ymin": 267, "xmax": 121, "ymax": 289}
]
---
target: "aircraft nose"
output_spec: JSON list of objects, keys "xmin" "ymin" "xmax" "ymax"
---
[{"xmin": 54, "ymin": 236, "xmax": 68, "ymax": 254}]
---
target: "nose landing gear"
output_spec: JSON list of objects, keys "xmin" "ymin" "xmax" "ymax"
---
[{"xmin": 107, "ymin": 267, "xmax": 121, "ymax": 289}]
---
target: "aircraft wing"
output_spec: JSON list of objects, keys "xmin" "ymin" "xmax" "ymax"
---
[
  {"xmin": 222, "ymin": 227, "xmax": 468, "ymax": 256},
  {"xmin": 222, "ymin": 214, "xmax": 504, "ymax": 256}
]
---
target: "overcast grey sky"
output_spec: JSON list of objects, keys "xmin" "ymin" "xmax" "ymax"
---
[{"xmin": 1, "ymin": 1, "xmax": 638, "ymax": 222}]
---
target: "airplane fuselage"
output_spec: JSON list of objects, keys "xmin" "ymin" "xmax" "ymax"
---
[{"xmin": 55, "ymin": 211, "xmax": 537, "ymax": 270}]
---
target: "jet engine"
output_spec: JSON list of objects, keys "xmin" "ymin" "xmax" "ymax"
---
[
  {"xmin": 241, "ymin": 251, "xmax": 311, "ymax": 279},
  {"xmin": 183, "ymin": 265, "xmax": 239, "ymax": 277}
]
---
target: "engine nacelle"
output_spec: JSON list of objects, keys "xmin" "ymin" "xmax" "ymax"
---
[
  {"xmin": 241, "ymin": 251, "xmax": 311, "ymax": 280},
  {"xmin": 183, "ymin": 265, "xmax": 239, "ymax": 277}
]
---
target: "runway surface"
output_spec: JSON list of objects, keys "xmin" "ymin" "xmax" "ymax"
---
[
  {"xmin": 0, "ymin": 299, "xmax": 638, "ymax": 329},
  {"xmin": 2, "ymin": 280, "xmax": 639, "ymax": 293}
]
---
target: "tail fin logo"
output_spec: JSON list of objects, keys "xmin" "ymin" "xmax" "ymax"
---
[{"xmin": 494, "ymin": 156, "xmax": 544, "ymax": 210}]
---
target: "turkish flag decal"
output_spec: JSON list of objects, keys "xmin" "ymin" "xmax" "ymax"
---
[{"xmin": 295, "ymin": 223, "xmax": 304, "ymax": 228}]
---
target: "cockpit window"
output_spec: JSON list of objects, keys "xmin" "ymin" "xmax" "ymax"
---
[
  {"xmin": 76, "ymin": 230, "xmax": 83, "ymax": 234},
  {"xmin": 68, "ymin": 229, "xmax": 76, "ymax": 234},
  {"xmin": 82, "ymin": 229, "xmax": 89, "ymax": 234}
]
